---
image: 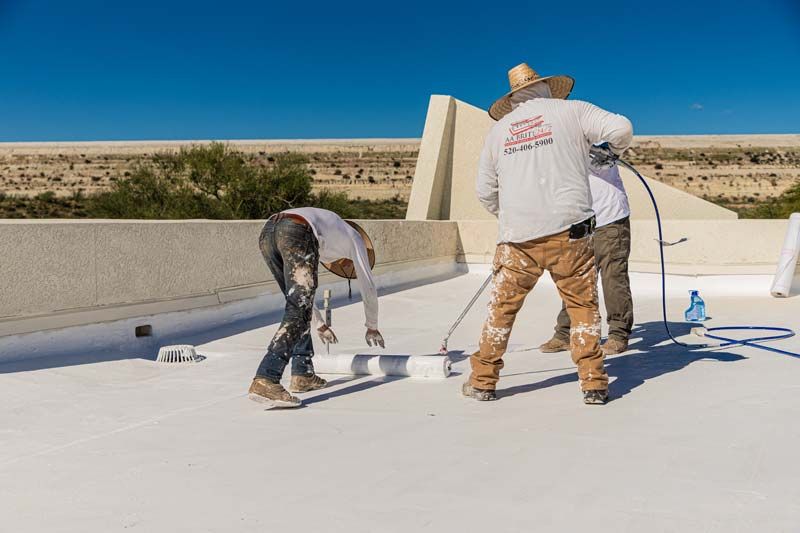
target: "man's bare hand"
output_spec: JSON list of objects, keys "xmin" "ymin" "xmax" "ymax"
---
[
  {"xmin": 317, "ymin": 324, "xmax": 338, "ymax": 345},
  {"xmin": 365, "ymin": 328, "xmax": 385, "ymax": 348}
]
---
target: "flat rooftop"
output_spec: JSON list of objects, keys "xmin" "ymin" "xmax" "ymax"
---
[{"xmin": 2, "ymin": 271, "xmax": 799, "ymax": 531}]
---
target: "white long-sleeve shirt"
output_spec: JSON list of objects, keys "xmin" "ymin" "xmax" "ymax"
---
[
  {"xmin": 284, "ymin": 208, "xmax": 378, "ymax": 329},
  {"xmin": 589, "ymin": 164, "xmax": 630, "ymax": 228},
  {"xmin": 477, "ymin": 98, "xmax": 633, "ymax": 243}
]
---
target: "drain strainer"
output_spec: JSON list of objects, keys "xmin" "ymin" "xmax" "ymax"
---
[{"xmin": 156, "ymin": 345, "xmax": 200, "ymax": 364}]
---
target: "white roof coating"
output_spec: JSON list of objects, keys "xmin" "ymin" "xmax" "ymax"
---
[{"xmin": 2, "ymin": 271, "xmax": 799, "ymax": 531}]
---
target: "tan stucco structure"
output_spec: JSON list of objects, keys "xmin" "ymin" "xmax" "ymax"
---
[
  {"xmin": 455, "ymin": 219, "xmax": 793, "ymax": 275},
  {"xmin": 0, "ymin": 219, "xmax": 460, "ymax": 336},
  {"xmin": 406, "ymin": 95, "xmax": 737, "ymax": 222}
]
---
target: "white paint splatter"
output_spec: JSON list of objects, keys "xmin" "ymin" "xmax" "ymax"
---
[{"xmin": 291, "ymin": 264, "xmax": 314, "ymax": 289}]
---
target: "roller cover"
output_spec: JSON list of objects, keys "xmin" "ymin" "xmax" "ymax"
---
[
  {"xmin": 771, "ymin": 213, "xmax": 800, "ymax": 297},
  {"xmin": 313, "ymin": 354, "xmax": 452, "ymax": 378}
]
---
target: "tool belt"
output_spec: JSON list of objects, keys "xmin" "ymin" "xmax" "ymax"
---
[
  {"xmin": 269, "ymin": 212, "xmax": 310, "ymax": 226},
  {"xmin": 568, "ymin": 216, "xmax": 596, "ymax": 240}
]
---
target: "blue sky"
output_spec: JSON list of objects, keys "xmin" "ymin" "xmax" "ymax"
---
[{"xmin": 1, "ymin": 0, "xmax": 798, "ymax": 141}]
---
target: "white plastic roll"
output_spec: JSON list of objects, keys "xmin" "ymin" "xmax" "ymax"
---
[
  {"xmin": 770, "ymin": 213, "xmax": 800, "ymax": 298},
  {"xmin": 313, "ymin": 354, "xmax": 451, "ymax": 378}
]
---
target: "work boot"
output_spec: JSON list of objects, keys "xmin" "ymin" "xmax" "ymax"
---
[
  {"xmin": 539, "ymin": 336, "xmax": 570, "ymax": 353},
  {"xmin": 601, "ymin": 337, "xmax": 628, "ymax": 356},
  {"xmin": 583, "ymin": 389, "xmax": 609, "ymax": 405},
  {"xmin": 461, "ymin": 381, "xmax": 497, "ymax": 401},
  {"xmin": 248, "ymin": 378, "xmax": 302, "ymax": 408},
  {"xmin": 289, "ymin": 374, "xmax": 328, "ymax": 393}
]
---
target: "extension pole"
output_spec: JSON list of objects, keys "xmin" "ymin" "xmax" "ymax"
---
[
  {"xmin": 439, "ymin": 273, "xmax": 493, "ymax": 354},
  {"xmin": 323, "ymin": 289, "xmax": 332, "ymax": 355}
]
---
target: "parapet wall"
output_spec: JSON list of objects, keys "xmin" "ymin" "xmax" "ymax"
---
[
  {"xmin": 0, "ymin": 220, "xmax": 800, "ymax": 344},
  {"xmin": 3, "ymin": 216, "xmax": 796, "ymax": 338},
  {"xmin": 0, "ymin": 219, "xmax": 460, "ymax": 336},
  {"xmin": 456, "ymin": 219, "xmax": 796, "ymax": 276}
]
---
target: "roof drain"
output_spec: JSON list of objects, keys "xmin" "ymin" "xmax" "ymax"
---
[{"xmin": 156, "ymin": 345, "xmax": 201, "ymax": 364}]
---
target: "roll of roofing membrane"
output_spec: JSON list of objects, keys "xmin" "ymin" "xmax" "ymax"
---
[
  {"xmin": 770, "ymin": 213, "xmax": 800, "ymax": 298},
  {"xmin": 313, "ymin": 354, "xmax": 451, "ymax": 378}
]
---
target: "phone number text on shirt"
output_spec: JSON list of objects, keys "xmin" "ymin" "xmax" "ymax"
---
[{"xmin": 503, "ymin": 136, "xmax": 554, "ymax": 155}]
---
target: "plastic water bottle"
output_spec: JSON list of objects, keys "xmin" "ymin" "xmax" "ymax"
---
[{"xmin": 684, "ymin": 290, "xmax": 707, "ymax": 322}]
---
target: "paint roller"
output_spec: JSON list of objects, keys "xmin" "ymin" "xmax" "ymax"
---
[
  {"xmin": 314, "ymin": 353, "xmax": 452, "ymax": 378},
  {"xmin": 316, "ymin": 288, "xmax": 451, "ymax": 378}
]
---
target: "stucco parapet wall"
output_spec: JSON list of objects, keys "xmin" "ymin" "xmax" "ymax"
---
[
  {"xmin": 455, "ymin": 219, "xmax": 797, "ymax": 275},
  {"xmin": 0, "ymin": 219, "xmax": 459, "ymax": 336}
]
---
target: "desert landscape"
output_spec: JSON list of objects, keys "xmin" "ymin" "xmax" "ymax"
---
[{"xmin": 1, "ymin": 134, "xmax": 799, "ymax": 213}]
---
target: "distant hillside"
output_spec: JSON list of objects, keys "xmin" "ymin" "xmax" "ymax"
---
[{"xmin": 1, "ymin": 135, "xmax": 798, "ymax": 212}]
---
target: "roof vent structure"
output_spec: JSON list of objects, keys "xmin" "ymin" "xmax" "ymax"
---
[{"xmin": 156, "ymin": 345, "xmax": 200, "ymax": 364}]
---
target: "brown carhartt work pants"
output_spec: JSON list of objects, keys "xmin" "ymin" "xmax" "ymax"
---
[{"xmin": 470, "ymin": 230, "xmax": 607, "ymax": 392}]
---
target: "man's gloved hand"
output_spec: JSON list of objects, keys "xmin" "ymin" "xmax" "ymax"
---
[
  {"xmin": 317, "ymin": 324, "xmax": 338, "ymax": 345},
  {"xmin": 365, "ymin": 328, "xmax": 385, "ymax": 348},
  {"xmin": 589, "ymin": 141, "xmax": 619, "ymax": 170}
]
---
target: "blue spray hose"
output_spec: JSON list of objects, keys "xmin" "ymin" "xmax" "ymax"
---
[{"xmin": 617, "ymin": 158, "xmax": 799, "ymax": 359}]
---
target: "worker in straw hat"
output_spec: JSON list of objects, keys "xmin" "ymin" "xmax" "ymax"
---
[
  {"xmin": 248, "ymin": 207, "xmax": 384, "ymax": 408},
  {"xmin": 464, "ymin": 63, "xmax": 633, "ymax": 405}
]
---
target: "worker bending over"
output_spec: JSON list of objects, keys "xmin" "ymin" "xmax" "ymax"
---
[{"xmin": 249, "ymin": 207, "xmax": 384, "ymax": 408}]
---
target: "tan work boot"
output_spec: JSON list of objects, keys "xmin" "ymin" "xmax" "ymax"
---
[
  {"xmin": 601, "ymin": 337, "xmax": 628, "ymax": 356},
  {"xmin": 289, "ymin": 374, "xmax": 328, "ymax": 393},
  {"xmin": 539, "ymin": 336, "xmax": 570, "ymax": 353},
  {"xmin": 248, "ymin": 378, "xmax": 302, "ymax": 408},
  {"xmin": 461, "ymin": 381, "xmax": 497, "ymax": 401},
  {"xmin": 583, "ymin": 389, "xmax": 609, "ymax": 405}
]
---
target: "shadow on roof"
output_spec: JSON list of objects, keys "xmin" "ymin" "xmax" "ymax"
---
[{"xmin": 499, "ymin": 321, "xmax": 748, "ymax": 401}]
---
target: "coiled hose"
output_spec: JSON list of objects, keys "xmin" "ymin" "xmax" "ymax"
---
[{"xmin": 618, "ymin": 159, "xmax": 798, "ymax": 359}]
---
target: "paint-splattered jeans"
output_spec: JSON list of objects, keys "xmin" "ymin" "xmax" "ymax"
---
[
  {"xmin": 254, "ymin": 218, "xmax": 320, "ymax": 383},
  {"xmin": 470, "ymin": 229, "xmax": 607, "ymax": 391}
]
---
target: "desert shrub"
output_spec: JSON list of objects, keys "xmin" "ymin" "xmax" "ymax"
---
[
  {"xmin": 738, "ymin": 182, "xmax": 800, "ymax": 219},
  {"xmin": 84, "ymin": 143, "xmax": 399, "ymax": 220},
  {"xmin": 86, "ymin": 144, "xmax": 310, "ymax": 219},
  {"xmin": 347, "ymin": 194, "xmax": 407, "ymax": 219},
  {"xmin": 312, "ymin": 189, "xmax": 356, "ymax": 218},
  {"xmin": 0, "ymin": 190, "xmax": 89, "ymax": 218},
  {"xmin": 88, "ymin": 159, "xmax": 215, "ymax": 219}
]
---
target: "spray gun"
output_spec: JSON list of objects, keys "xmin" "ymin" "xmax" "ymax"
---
[{"xmin": 323, "ymin": 289, "xmax": 332, "ymax": 355}]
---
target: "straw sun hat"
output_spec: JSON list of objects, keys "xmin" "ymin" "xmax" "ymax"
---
[
  {"xmin": 488, "ymin": 63, "xmax": 574, "ymax": 120},
  {"xmin": 321, "ymin": 220, "xmax": 376, "ymax": 279}
]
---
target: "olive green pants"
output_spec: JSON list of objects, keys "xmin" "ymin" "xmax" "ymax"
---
[
  {"xmin": 553, "ymin": 216, "xmax": 633, "ymax": 343},
  {"xmin": 470, "ymin": 230, "xmax": 607, "ymax": 392}
]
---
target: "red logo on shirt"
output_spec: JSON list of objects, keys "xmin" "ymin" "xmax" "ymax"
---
[
  {"xmin": 504, "ymin": 125, "xmax": 553, "ymax": 148},
  {"xmin": 509, "ymin": 115, "xmax": 543, "ymax": 136}
]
